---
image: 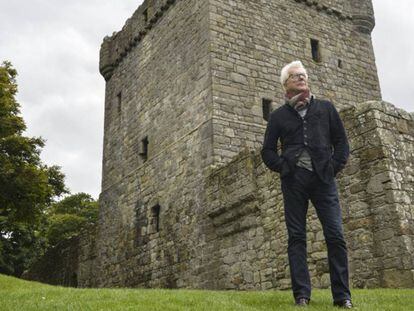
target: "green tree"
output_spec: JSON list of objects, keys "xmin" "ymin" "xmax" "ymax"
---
[
  {"xmin": 0, "ymin": 61, "xmax": 67, "ymax": 276},
  {"xmin": 45, "ymin": 193, "xmax": 98, "ymax": 247}
]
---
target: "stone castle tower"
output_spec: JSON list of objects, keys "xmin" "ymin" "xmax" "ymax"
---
[{"xmin": 71, "ymin": 0, "xmax": 413, "ymax": 289}]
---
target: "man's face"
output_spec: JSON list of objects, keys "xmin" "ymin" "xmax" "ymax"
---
[{"xmin": 284, "ymin": 67, "xmax": 308, "ymax": 94}]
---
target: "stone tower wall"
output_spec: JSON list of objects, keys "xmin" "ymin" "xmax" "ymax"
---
[
  {"xmin": 209, "ymin": 0, "xmax": 381, "ymax": 165},
  {"xmin": 93, "ymin": 0, "xmax": 386, "ymax": 289},
  {"xmin": 94, "ymin": 0, "xmax": 215, "ymax": 287}
]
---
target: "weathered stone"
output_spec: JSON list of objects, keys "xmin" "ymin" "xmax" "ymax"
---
[
  {"xmin": 25, "ymin": 0, "xmax": 414, "ymax": 291},
  {"xmin": 381, "ymin": 269, "xmax": 414, "ymax": 288}
]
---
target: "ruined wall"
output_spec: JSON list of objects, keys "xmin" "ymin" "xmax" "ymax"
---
[
  {"xmin": 29, "ymin": 100, "xmax": 414, "ymax": 290},
  {"xmin": 340, "ymin": 101, "xmax": 414, "ymax": 288},
  {"xmin": 209, "ymin": 0, "xmax": 381, "ymax": 165},
  {"xmin": 200, "ymin": 101, "xmax": 414, "ymax": 290},
  {"xmin": 77, "ymin": 227, "xmax": 98, "ymax": 287}
]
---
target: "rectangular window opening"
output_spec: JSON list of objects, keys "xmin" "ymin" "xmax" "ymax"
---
[
  {"xmin": 262, "ymin": 98, "xmax": 272, "ymax": 122},
  {"xmin": 140, "ymin": 136, "xmax": 149, "ymax": 162},
  {"xmin": 338, "ymin": 59, "xmax": 343, "ymax": 69},
  {"xmin": 310, "ymin": 39, "xmax": 321, "ymax": 63},
  {"xmin": 151, "ymin": 204, "xmax": 160, "ymax": 233}
]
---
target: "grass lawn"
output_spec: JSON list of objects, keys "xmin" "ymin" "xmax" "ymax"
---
[{"xmin": 1, "ymin": 274, "xmax": 413, "ymax": 310}]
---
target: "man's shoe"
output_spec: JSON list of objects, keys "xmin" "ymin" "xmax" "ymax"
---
[
  {"xmin": 333, "ymin": 299, "xmax": 353, "ymax": 309},
  {"xmin": 295, "ymin": 297, "xmax": 310, "ymax": 307}
]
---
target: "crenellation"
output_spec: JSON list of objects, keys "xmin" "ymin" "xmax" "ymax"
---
[
  {"xmin": 99, "ymin": 0, "xmax": 177, "ymax": 81},
  {"xmin": 100, "ymin": 0, "xmax": 370, "ymax": 82}
]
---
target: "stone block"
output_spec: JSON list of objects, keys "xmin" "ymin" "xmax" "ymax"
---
[{"xmin": 381, "ymin": 269, "xmax": 414, "ymax": 288}]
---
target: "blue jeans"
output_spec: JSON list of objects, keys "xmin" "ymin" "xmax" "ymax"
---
[{"xmin": 281, "ymin": 167, "xmax": 351, "ymax": 302}]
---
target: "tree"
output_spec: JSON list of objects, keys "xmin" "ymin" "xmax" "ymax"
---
[
  {"xmin": 0, "ymin": 61, "xmax": 67, "ymax": 276},
  {"xmin": 45, "ymin": 193, "xmax": 98, "ymax": 247}
]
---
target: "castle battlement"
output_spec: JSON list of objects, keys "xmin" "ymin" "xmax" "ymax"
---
[
  {"xmin": 100, "ymin": 0, "xmax": 375, "ymax": 82},
  {"xmin": 100, "ymin": 0, "xmax": 177, "ymax": 81}
]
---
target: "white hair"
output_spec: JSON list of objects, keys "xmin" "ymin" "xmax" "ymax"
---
[{"xmin": 280, "ymin": 60, "xmax": 308, "ymax": 89}]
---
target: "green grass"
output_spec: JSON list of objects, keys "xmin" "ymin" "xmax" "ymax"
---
[{"xmin": 1, "ymin": 274, "xmax": 413, "ymax": 310}]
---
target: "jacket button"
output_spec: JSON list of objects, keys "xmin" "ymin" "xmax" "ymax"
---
[{"xmin": 304, "ymin": 142, "xmax": 308, "ymax": 146}]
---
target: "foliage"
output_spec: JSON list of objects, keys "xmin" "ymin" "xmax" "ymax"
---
[
  {"xmin": 1, "ymin": 274, "xmax": 414, "ymax": 311},
  {"xmin": 0, "ymin": 222, "xmax": 47, "ymax": 276},
  {"xmin": 45, "ymin": 193, "xmax": 99, "ymax": 247},
  {"xmin": 46, "ymin": 214, "xmax": 87, "ymax": 247},
  {"xmin": 49, "ymin": 192, "xmax": 98, "ymax": 221},
  {"xmin": 0, "ymin": 61, "xmax": 67, "ymax": 276}
]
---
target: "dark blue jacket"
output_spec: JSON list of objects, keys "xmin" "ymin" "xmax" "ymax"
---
[{"xmin": 261, "ymin": 98, "xmax": 349, "ymax": 183}]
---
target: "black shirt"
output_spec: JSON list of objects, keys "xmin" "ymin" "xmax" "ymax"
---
[{"xmin": 261, "ymin": 98, "xmax": 349, "ymax": 183}]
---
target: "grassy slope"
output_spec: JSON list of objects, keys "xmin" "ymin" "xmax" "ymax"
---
[{"xmin": 1, "ymin": 274, "xmax": 414, "ymax": 310}]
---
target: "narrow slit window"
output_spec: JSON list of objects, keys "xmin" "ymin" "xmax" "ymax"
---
[
  {"xmin": 262, "ymin": 98, "xmax": 272, "ymax": 121},
  {"xmin": 117, "ymin": 91, "xmax": 122, "ymax": 115},
  {"xmin": 310, "ymin": 39, "xmax": 321, "ymax": 62},
  {"xmin": 143, "ymin": 9, "xmax": 148, "ymax": 23},
  {"xmin": 338, "ymin": 59, "xmax": 343, "ymax": 69},
  {"xmin": 140, "ymin": 136, "xmax": 149, "ymax": 162},
  {"xmin": 151, "ymin": 204, "xmax": 160, "ymax": 233}
]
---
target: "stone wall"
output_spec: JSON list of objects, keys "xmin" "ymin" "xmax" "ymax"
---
[
  {"xmin": 209, "ymin": 0, "xmax": 381, "ymax": 165},
  {"xmin": 28, "ymin": 101, "xmax": 414, "ymax": 290},
  {"xmin": 77, "ymin": 227, "xmax": 98, "ymax": 287},
  {"xmin": 199, "ymin": 101, "xmax": 414, "ymax": 290},
  {"xmin": 340, "ymin": 101, "xmax": 414, "ymax": 288}
]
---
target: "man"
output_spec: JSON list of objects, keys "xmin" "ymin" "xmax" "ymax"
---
[{"xmin": 261, "ymin": 61, "xmax": 352, "ymax": 308}]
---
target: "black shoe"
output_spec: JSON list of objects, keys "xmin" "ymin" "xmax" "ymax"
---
[
  {"xmin": 333, "ymin": 299, "xmax": 353, "ymax": 309},
  {"xmin": 295, "ymin": 297, "xmax": 310, "ymax": 307}
]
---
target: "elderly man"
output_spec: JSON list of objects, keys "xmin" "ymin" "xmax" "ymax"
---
[{"xmin": 261, "ymin": 61, "xmax": 352, "ymax": 308}]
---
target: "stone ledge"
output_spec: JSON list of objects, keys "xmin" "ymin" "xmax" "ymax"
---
[
  {"xmin": 343, "ymin": 101, "xmax": 414, "ymax": 121},
  {"xmin": 208, "ymin": 192, "xmax": 258, "ymax": 220},
  {"xmin": 208, "ymin": 200, "xmax": 259, "ymax": 237}
]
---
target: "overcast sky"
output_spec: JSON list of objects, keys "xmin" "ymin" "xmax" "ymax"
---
[{"xmin": 0, "ymin": 1, "xmax": 412, "ymax": 199}]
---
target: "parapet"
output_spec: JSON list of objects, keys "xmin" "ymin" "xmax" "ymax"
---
[
  {"xmin": 99, "ymin": 0, "xmax": 377, "ymax": 81},
  {"xmin": 351, "ymin": 0, "xmax": 375, "ymax": 34},
  {"xmin": 294, "ymin": 0, "xmax": 375, "ymax": 34},
  {"xmin": 99, "ymin": 0, "xmax": 177, "ymax": 81}
]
